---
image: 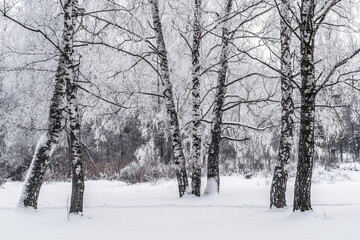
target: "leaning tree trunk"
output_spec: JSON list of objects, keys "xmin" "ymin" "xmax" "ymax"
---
[
  {"xmin": 270, "ymin": 0, "xmax": 294, "ymax": 208},
  {"xmin": 18, "ymin": 0, "xmax": 78, "ymax": 209},
  {"xmin": 150, "ymin": 0, "xmax": 189, "ymax": 197},
  {"xmin": 293, "ymin": 0, "xmax": 316, "ymax": 212},
  {"xmin": 66, "ymin": 0, "xmax": 84, "ymax": 215},
  {"xmin": 18, "ymin": 60, "xmax": 65, "ymax": 208},
  {"xmin": 204, "ymin": 0, "xmax": 233, "ymax": 195},
  {"xmin": 191, "ymin": 0, "xmax": 202, "ymax": 197}
]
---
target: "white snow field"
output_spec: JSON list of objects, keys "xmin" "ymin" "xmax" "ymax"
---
[{"xmin": 1, "ymin": 167, "xmax": 360, "ymax": 240}]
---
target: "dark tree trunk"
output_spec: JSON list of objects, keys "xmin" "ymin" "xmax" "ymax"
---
[
  {"xmin": 293, "ymin": 0, "xmax": 316, "ymax": 212},
  {"xmin": 340, "ymin": 140, "xmax": 343, "ymax": 162},
  {"xmin": 204, "ymin": 0, "xmax": 233, "ymax": 195},
  {"xmin": 270, "ymin": 0, "xmax": 294, "ymax": 209},
  {"xmin": 150, "ymin": 0, "xmax": 189, "ymax": 197},
  {"xmin": 191, "ymin": 0, "xmax": 202, "ymax": 197}
]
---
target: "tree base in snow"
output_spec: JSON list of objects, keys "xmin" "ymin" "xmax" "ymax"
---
[
  {"xmin": 204, "ymin": 177, "xmax": 219, "ymax": 195},
  {"xmin": 270, "ymin": 166, "xmax": 288, "ymax": 208}
]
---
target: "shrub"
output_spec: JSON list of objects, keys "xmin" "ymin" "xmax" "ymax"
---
[{"xmin": 119, "ymin": 139, "xmax": 176, "ymax": 184}]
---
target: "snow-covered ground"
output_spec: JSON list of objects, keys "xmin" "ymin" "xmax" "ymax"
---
[{"xmin": 1, "ymin": 166, "xmax": 360, "ymax": 240}]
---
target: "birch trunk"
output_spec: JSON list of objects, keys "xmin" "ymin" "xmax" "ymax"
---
[
  {"xmin": 270, "ymin": 0, "xmax": 294, "ymax": 208},
  {"xmin": 150, "ymin": 0, "xmax": 189, "ymax": 197},
  {"xmin": 68, "ymin": 76, "xmax": 84, "ymax": 214},
  {"xmin": 18, "ymin": 0, "xmax": 78, "ymax": 209},
  {"xmin": 18, "ymin": 60, "xmax": 65, "ymax": 208},
  {"xmin": 204, "ymin": 0, "xmax": 233, "ymax": 195},
  {"xmin": 66, "ymin": 0, "xmax": 84, "ymax": 214},
  {"xmin": 293, "ymin": 0, "xmax": 316, "ymax": 212},
  {"xmin": 191, "ymin": 0, "xmax": 202, "ymax": 197}
]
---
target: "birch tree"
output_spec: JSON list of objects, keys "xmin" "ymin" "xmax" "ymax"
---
[
  {"xmin": 292, "ymin": 0, "xmax": 316, "ymax": 212},
  {"xmin": 68, "ymin": 72, "xmax": 84, "ymax": 215},
  {"xmin": 18, "ymin": 55, "xmax": 66, "ymax": 208},
  {"xmin": 191, "ymin": 0, "xmax": 203, "ymax": 197},
  {"xmin": 270, "ymin": 0, "xmax": 294, "ymax": 209},
  {"xmin": 16, "ymin": 0, "xmax": 79, "ymax": 208},
  {"xmin": 293, "ymin": 0, "xmax": 360, "ymax": 211},
  {"xmin": 66, "ymin": 0, "xmax": 84, "ymax": 215},
  {"xmin": 149, "ymin": 0, "xmax": 189, "ymax": 197},
  {"xmin": 204, "ymin": 0, "xmax": 233, "ymax": 194}
]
